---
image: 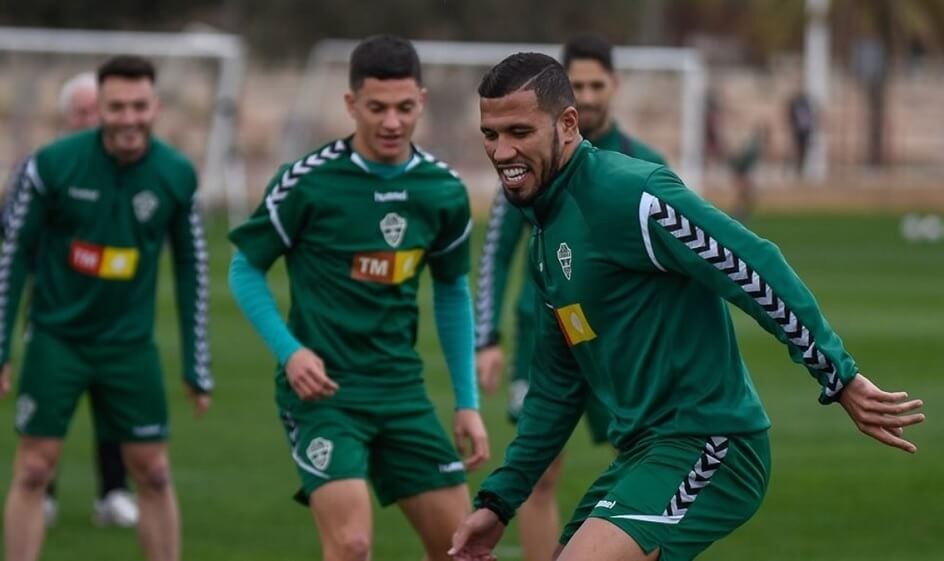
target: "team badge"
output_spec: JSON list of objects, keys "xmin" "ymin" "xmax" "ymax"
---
[
  {"xmin": 15, "ymin": 395, "xmax": 36, "ymax": 431},
  {"xmin": 306, "ymin": 437, "xmax": 334, "ymax": 471},
  {"xmin": 380, "ymin": 212, "xmax": 407, "ymax": 248},
  {"xmin": 557, "ymin": 242, "xmax": 572, "ymax": 280},
  {"xmin": 133, "ymin": 191, "xmax": 159, "ymax": 223}
]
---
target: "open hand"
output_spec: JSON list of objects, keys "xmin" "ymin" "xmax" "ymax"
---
[{"xmin": 838, "ymin": 373, "xmax": 925, "ymax": 453}]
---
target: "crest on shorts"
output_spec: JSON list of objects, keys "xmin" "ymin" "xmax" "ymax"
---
[
  {"xmin": 557, "ymin": 242, "xmax": 572, "ymax": 280},
  {"xmin": 15, "ymin": 395, "xmax": 36, "ymax": 431},
  {"xmin": 380, "ymin": 212, "xmax": 407, "ymax": 248},
  {"xmin": 133, "ymin": 191, "xmax": 159, "ymax": 223},
  {"xmin": 306, "ymin": 437, "xmax": 334, "ymax": 471}
]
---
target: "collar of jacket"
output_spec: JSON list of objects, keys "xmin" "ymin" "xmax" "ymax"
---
[{"xmin": 519, "ymin": 139, "xmax": 591, "ymax": 227}]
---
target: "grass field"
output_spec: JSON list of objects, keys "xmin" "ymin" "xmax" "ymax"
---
[{"xmin": 0, "ymin": 212, "xmax": 941, "ymax": 561}]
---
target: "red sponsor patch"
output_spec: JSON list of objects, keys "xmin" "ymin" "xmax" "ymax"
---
[{"xmin": 69, "ymin": 240, "xmax": 104, "ymax": 275}]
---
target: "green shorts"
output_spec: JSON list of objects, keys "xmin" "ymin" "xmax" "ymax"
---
[
  {"xmin": 562, "ymin": 431, "xmax": 770, "ymax": 561},
  {"xmin": 14, "ymin": 328, "xmax": 168, "ymax": 442},
  {"xmin": 508, "ymin": 312, "xmax": 610, "ymax": 444},
  {"xmin": 277, "ymin": 393, "xmax": 467, "ymax": 507}
]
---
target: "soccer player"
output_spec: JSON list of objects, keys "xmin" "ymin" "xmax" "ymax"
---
[
  {"xmin": 34, "ymin": 71, "xmax": 140, "ymax": 529},
  {"xmin": 451, "ymin": 52, "xmax": 924, "ymax": 561},
  {"xmin": 0, "ymin": 55, "xmax": 212, "ymax": 561},
  {"xmin": 474, "ymin": 35, "xmax": 666, "ymax": 561},
  {"xmin": 228, "ymin": 35, "xmax": 488, "ymax": 561}
]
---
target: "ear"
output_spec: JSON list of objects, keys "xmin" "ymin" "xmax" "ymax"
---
[
  {"xmin": 558, "ymin": 105, "xmax": 580, "ymax": 142},
  {"xmin": 417, "ymin": 87, "xmax": 428, "ymax": 114},
  {"xmin": 344, "ymin": 91, "xmax": 356, "ymax": 119}
]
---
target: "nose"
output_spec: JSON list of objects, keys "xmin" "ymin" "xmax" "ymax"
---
[
  {"xmin": 492, "ymin": 135, "xmax": 517, "ymax": 163},
  {"xmin": 381, "ymin": 109, "xmax": 400, "ymax": 130}
]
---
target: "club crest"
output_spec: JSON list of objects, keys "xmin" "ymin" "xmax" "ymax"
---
[
  {"xmin": 306, "ymin": 437, "xmax": 333, "ymax": 471},
  {"xmin": 133, "ymin": 190, "xmax": 159, "ymax": 223},
  {"xmin": 557, "ymin": 242, "xmax": 572, "ymax": 280},
  {"xmin": 380, "ymin": 212, "xmax": 407, "ymax": 248}
]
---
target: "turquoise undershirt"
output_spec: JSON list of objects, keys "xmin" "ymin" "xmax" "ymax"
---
[{"xmin": 228, "ymin": 150, "xmax": 477, "ymax": 409}]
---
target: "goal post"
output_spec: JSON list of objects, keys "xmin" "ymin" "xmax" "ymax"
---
[
  {"xmin": 283, "ymin": 39, "xmax": 706, "ymax": 196},
  {"xmin": 0, "ymin": 26, "xmax": 248, "ymax": 223}
]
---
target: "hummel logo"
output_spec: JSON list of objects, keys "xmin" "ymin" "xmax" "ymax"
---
[
  {"xmin": 374, "ymin": 191, "xmax": 408, "ymax": 202},
  {"xmin": 595, "ymin": 500, "xmax": 616, "ymax": 509}
]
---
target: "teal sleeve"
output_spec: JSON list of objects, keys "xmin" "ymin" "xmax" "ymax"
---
[
  {"xmin": 474, "ymin": 187, "xmax": 529, "ymax": 349},
  {"xmin": 228, "ymin": 251, "xmax": 303, "ymax": 366},
  {"xmin": 641, "ymin": 167, "xmax": 858, "ymax": 403},
  {"xmin": 432, "ymin": 275, "xmax": 478, "ymax": 410},
  {"xmin": 476, "ymin": 301, "xmax": 587, "ymax": 521}
]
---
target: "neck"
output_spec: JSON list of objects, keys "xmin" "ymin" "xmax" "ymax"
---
[
  {"xmin": 102, "ymin": 137, "xmax": 148, "ymax": 165},
  {"xmin": 351, "ymin": 134, "xmax": 411, "ymax": 165},
  {"xmin": 584, "ymin": 119, "xmax": 614, "ymax": 143}
]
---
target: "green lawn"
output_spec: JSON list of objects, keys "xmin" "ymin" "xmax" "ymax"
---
[{"xmin": 1, "ymin": 213, "xmax": 941, "ymax": 560}]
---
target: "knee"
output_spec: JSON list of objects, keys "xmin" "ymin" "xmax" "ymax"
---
[
  {"xmin": 15, "ymin": 457, "xmax": 55, "ymax": 492},
  {"xmin": 330, "ymin": 532, "xmax": 370, "ymax": 561},
  {"xmin": 134, "ymin": 461, "xmax": 172, "ymax": 494}
]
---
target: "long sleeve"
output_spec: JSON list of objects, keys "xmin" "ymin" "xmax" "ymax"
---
[
  {"xmin": 638, "ymin": 167, "xmax": 858, "ymax": 403},
  {"xmin": 475, "ymin": 299, "xmax": 587, "ymax": 521},
  {"xmin": 169, "ymin": 193, "xmax": 213, "ymax": 393},
  {"xmin": 432, "ymin": 274, "xmax": 478, "ymax": 410},
  {"xmin": 0, "ymin": 158, "xmax": 46, "ymax": 364},
  {"xmin": 474, "ymin": 187, "xmax": 529, "ymax": 349},
  {"xmin": 228, "ymin": 251, "xmax": 302, "ymax": 366}
]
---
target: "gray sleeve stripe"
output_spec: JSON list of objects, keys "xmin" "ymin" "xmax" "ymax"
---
[
  {"xmin": 648, "ymin": 196, "xmax": 844, "ymax": 399},
  {"xmin": 474, "ymin": 188, "xmax": 509, "ymax": 346},
  {"xmin": 429, "ymin": 218, "xmax": 473, "ymax": 258}
]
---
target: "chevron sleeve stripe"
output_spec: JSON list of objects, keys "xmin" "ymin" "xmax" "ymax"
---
[
  {"xmin": 474, "ymin": 188, "xmax": 527, "ymax": 349},
  {"xmin": 638, "ymin": 169, "xmax": 858, "ymax": 403}
]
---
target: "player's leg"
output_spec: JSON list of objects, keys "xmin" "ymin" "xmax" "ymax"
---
[
  {"xmin": 564, "ymin": 433, "xmax": 770, "ymax": 561},
  {"xmin": 399, "ymin": 484, "xmax": 471, "ymax": 561},
  {"xmin": 4, "ymin": 328, "xmax": 87, "ymax": 561},
  {"xmin": 94, "ymin": 340, "xmax": 174, "ymax": 561},
  {"xmin": 308, "ymin": 480, "xmax": 373, "ymax": 561},
  {"xmin": 506, "ymin": 304, "xmax": 563, "ymax": 561},
  {"xmin": 122, "ymin": 442, "xmax": 178, "ymax": 561},
  {"xmin": 277, "ymin": 395, "xmax": 376, "ymax": 561},
  {"xmin": 518, "ymin": 454, "xmax": 564, "ymax": 561},
  {"xmin": 93, "ymin": 438, "xmax": 138, "ymax": 527},
  {"xmin": 4, "ymin": 437, "xmax": 63, "ymax": 561},
  {"xmin": 372, "ymin": 403, "xmax": 468, "ymax": 561}
]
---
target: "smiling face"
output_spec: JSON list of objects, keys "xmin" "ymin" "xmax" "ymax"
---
[
  {"xmin": 480, "ymin": 88, "xmax": 580, "ymax": 206},
  {"xmin": 345, "ymin": 77, "xmax": 426, "ymax": 165},
  {"xmin": 98, "ymin": 76, "xmax": 159, "ymax": 164},
  {"xmin": 567, "ymin": 58, "xmax": 618, "ymax": 139}
]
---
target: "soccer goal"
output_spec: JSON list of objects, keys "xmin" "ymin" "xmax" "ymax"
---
[
  {"xmin": 282, "ymin": 39, "xmax": 706, "ymax": 200},
  {"xmin": 0, "ymin": 26, "xmax": 248, "ymax": 223}
]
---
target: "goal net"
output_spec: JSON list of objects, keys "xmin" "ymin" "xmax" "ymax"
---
[
  {"xmin": 0, "ymin": 26, "xmax": 247, "ymax": 222},
  {"xmin": 282, "ymin": 39, "xmax": 707, "ymax": 206}
]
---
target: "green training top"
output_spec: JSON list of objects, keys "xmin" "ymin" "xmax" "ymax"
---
[
  {"xmin": 475, "ymin": 122, "xmax": 666, "ymax": 348},
  {"xmin": 0, "ymin": 128, "xmax": 212, "ymax": 392},
  {"xmin": 477, "ymin": 140, "xmax": 859, "ymax": 521},
  {"xmin": 228, "ymin": 138, "xmax": 473, "ymax": 407}
]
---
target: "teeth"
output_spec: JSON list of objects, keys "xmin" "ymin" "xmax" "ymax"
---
[{"xmin": 502, "ymin": 167, "xmax": 527, "ymax": 180}]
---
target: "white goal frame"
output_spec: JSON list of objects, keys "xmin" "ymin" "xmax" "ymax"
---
[
  {"xmin": 0, "ymin": 26, "xmax": 248, "ymax": 222},
  {"xmin": 284, "ymin": 39, "xmax": 706, "ymax": 190}
]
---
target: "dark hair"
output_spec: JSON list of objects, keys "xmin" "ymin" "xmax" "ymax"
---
[
  {"xmin": 349, "ymin": 35, "xmax": 422, "ymax": 90},
  {"xmin": 561, "ymin": 34, "xmax": 614, "ymax": 72},
  {"xmin": 477, "ymin": 52, "xmax": 576, "ymax": 115},
  {"xmin": 97, "ymin": 55, "xmax": 156, "ymax": 85}
]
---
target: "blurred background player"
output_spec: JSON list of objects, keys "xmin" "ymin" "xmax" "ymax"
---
[
  {"xmin": 0, "ymin": 55, "xmax": 212, "ymax": 561},
  {"xmin": 228, "ymin": 35, "xmax": 488, "ymax": 561},
  {"xmin": 36, "ymin": 71, "xmax": 140, "ymax": 529},
  {"xmin": 474, "ymin": 34, "xmax": 667, "ymax": 561}
]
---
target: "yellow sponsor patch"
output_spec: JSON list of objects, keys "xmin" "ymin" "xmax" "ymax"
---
[
  {"xmin": 69, "ymin": 240, "xmax": 140, "ymax": 280},
  {"xmin": 351, "ymin": 249, "xmax": 424, "ymax": 284},
  {"xmin": 554, "ymin": 303, "xmax": 597, "ymax": 347}
]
